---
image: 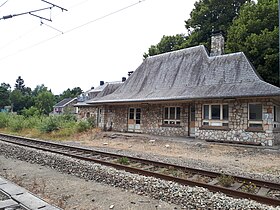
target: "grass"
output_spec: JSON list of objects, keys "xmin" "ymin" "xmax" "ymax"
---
[
  {"xmin": 218, "ymin": 174, "xmax": 235, "ymax": 187},
  {"xmin": 117, "ymin": 157, "xmax": 130, "ymax": 165},
  {"xmin": 0, "ymin": 113, "xmax": 95, "ymax": 141}
]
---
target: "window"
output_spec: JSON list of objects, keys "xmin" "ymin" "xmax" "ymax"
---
[
  {"xmin": 203, "ymin": 105, "xmax": 209, "ymax": 119},
  {"xmin": 136, "ymin": 108, "xmax": 141, "ymax": 124},
  {"xmin": 129, "ymin": 108, "xmax": 141, "ymax": 124},
  {"xmin": 273, "ymin": 106, "xmax": 280, "ymax": 129},
  {"xmin": 274, "ymin": 106, "xmax": 280, "ymax": 122},
  {"xmin": 164, "ymin": 107, "xmax": 181, "ymax": 125},
  {"xmin": 211, "ymin": 105, "xmax": 220, "ymax": 119},
  {"xmin": 129, "ymin": 108, "xmax": 134, "ymax": 120},
  {"xmin": 203, "ymin": 104, "xmax": 229, "ymax": 127},
  {"xmin": 248, "ymin": 104, "xmax": 262, "ymax": 128},
  {"xmin": 249, "ymin": 104, "xmax": 262, "ymax": 120}
]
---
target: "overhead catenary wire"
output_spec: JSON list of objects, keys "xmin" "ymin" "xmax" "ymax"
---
[
  {"xmin": 0, "ymin": 0, "xmax": 146, "ymax": 61},
  {"xmin": 0, "ymin": 0, "xmax": 8, "ymax": 8},
  {"xmin": 0, "ymin": 0, "xmax": 90, "ymax": 51}
]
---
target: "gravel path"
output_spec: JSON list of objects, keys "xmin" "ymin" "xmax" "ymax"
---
[{"xmin": 0, "ymin": 141, "xmax": 279, "ymax": 210}]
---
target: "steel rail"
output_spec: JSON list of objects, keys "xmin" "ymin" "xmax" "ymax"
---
[{"xmin": 0, "ymin": 132, "xmax": 279, "ymax": 206}]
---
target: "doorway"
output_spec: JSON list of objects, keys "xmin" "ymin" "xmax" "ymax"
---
[
  {"xmin": 189, "ymin": 104, "xmax": 195, "ymax": 137},
  {"xmin": 128, "ymin": 108, "xmax": 141, "ymax": 132}
]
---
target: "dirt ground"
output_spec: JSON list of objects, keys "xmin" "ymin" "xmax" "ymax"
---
[
  {"xmin": 68, "ymin": 130, "xmax": 280, "ymax": 177},
  {"xmin": 0, "ymin": 155, "xmax": 180, "ymax": 210}
]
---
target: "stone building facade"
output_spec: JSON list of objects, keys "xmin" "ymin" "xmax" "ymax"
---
[{"xmin": 78, "ymin": 97, "xmax": 280, "ymax": 146}]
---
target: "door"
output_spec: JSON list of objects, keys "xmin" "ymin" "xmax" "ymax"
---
[
  {"xmin": 189, "ymin": 104, "xmax": 195, "ymax": 137},
  {"xmin": 97, "ymin": 108, "xmax": 103, "ymax": 128},
  {"xmin": 128, "ymin": 108, "xmax": 141, "ymax": 132}
]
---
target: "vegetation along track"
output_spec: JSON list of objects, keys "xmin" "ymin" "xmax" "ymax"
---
[{"xmin": 0, "ymin": 133, "xmax": 279, "ymax": 207}]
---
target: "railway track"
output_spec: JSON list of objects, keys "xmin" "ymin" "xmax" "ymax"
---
[{"xmin": 0, "ymin": 132, "xmax": 279, "ymax": 207}]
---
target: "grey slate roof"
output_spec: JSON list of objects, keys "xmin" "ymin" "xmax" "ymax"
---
[
  {"xmin": 76, "ymin": 81, "xmax": 123, "ymax": 106},
  {"xmin": 54, "ymin": 98, "xmax": 76, "ymax": 108},
  {"xmin": 88, "ymin": 45, "xmax": 280, "ymax": 104}
]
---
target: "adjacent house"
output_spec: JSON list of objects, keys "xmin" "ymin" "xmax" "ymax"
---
[
  {"xmin": 78, "ymin": 33, "xmax": 280, "ymax": 146},
  {"xmin": 76, "ymin": 80, "xmax": 124, "ymax": 127},
  {"xmin": 52, "ymin": 98, "xmax": 78, "ymax": 115}
]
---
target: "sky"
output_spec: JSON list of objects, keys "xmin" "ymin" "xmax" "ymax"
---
[{"xmin": 0, "ymin": 0, "xmax": 197, "ymax": 95}]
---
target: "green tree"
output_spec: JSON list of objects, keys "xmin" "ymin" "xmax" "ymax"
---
[
  {"xmin": 0, "ymin": 83, "xmax": 11, "ymax": 109},
  {"xmin": 32, "ymin": 84, "xmax": 48, "ymax": 96},
  {"xmin": 143, "ymin": 0, "xmax": 248, "ymax": 58},
  {"xmin": 185, "ymin": 0, "xmax": 249, "ymax": 48},
  {"xmin": 226, "ymin": 0, "xmax": 278, "ymax": 86},
  {"xmin": 58, "ymin": 87, "xmax": 83, "ymax": 101},
  {"xmin": 22, "ymin": 106, "xmax": 41, "ymax": 117},
  {"xmin": 35, "ymin": 91, "xmax": 55, "ymax": 115},
  {"xmin": 143, "ymin": 34, "xmax": 187, "ymax": 58},
  {"xmin": 10, "ymin": 89, "xmax": 34, "ymax": 113},
  {"xmin": 10, "ymin": 89, "xmax": 25, "ymax": 113},
  {"xmin": 15, "ymin": 76, "xmax": 25, "ymax": 91}
]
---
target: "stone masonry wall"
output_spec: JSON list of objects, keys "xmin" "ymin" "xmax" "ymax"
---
[
  {"xmin": 196, "ymin": 98, "xmax": 277, "ymax": 146},
  {"xmin": 99, "ymin": 103, "xmax": 190, "ymax": 137},
  {"xmin": 77, "ymin": 98, "xmax": 279, "ymax": 146}
]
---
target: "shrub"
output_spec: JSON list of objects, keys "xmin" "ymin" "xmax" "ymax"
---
[
  {"xmin": 25, "ymin": 116, "xmax": 43, "ymax": 129},
  {"xmin": 87, "ymin": 117, "xmax": 95, "ymax": 128},
  {"xmin": 0, "ymin": 113, "xmax": 9, "ymax": 128},
  {"xmin": 39, "ymin": 117, "xmax": 60, "ymax": 133},
  {"xmin": 8, "ymin": 115, "xmax": 25, "ymax": 132},
  {"xmin": 22, "ymin": 106, "xmax": 40, "ymax": 117},
  {"xmin": 60, "ymin": 114, "xmax": 76, "ymax": 122},
  {"xmin": 76, "ymin": 120, "xmax": 91, "ymax": 133}
]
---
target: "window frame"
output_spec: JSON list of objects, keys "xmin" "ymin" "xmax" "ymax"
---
[
  {"xmin": 248, "ymin": 103, "xmax": 263, "ymax": 128},
  {"xmin": 202, "ymin": 104, "xmax": 229, "ymax": 127},
  {"xmin": 163, "ymin": 106, "xmax": 181, "ymax": 125}
]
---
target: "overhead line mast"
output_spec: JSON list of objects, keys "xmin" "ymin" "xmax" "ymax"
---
[{"xmin": 0, "ymin": 0, "xmax": 67, "ymax": 22}]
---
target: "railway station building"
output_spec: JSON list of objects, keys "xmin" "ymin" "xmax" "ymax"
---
[{"xmin": 76, "ymin": 33, "xmax": 280, "ymax": 146}]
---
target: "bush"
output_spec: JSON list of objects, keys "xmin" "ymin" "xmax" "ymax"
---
[
  {"xmin": 8, "ymin": 115, "xmax": 25, "ymax": 132},
  {"xmin": 39, "ymin": 117, "xmax": 60, "ymax": 133},
  {"xmin": 75, "ymin": 120, "xmax": 91, "ymax": 133},
  {"xmin": 24, "ymin": 116, "xmax": 43, "ymax": 129},
  {"xmin": 22, "ymin": 106, "xmax": 41, "ymax": 117},
  {"xmin": 60, "ymin": 114, "xmax": 77, "ymax": 122},
  {"xmin": 0, "ymin": 113, "xmax": 9, "ymax": 128},
  {"xmin": 87, "ymin": 117, "xmax": 95, "ymax": 128}
]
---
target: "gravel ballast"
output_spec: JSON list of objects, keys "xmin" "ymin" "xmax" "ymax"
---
[{"xmin": 0, "ymin": 141, "xmax": 279, "ymax": 210}]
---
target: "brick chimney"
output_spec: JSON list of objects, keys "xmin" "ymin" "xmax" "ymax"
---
[{"xmin": 210, "ymin": 31, "xmax": 224, "ymax": 56}]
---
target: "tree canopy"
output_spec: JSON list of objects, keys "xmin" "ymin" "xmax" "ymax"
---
[
  {"xmin": 226, "ymin": 0, "xmax": 278, "ymax": 86},
  {"xmin": 0, "ymin": 83, "xmax": 11, "ymax": 109},
  {"xmin": 144, "ymin": 0, "xmax": 248, "ymax": 58},
  {"xmin": 185, "ymin": 0, "xmax": 249, "ymax": 48},
  {"xmin": 143, "ymin": 34, "xmax": 187, "ymax": 58},
  {"xmin": 1, "ymin": 76, "xmax": 83, "ymax": 115}
]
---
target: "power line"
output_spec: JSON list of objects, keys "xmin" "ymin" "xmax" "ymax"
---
[
  {"xmin": 0, "ymin": 0, "xmax": 8, "ymax": 8},
  {"xmin": 0, "ymin": 0, "xmax": 91, "ymax": 52},
  {"xmin": 0, "ymin": 0, "xmax": 146, "ymax": 61},
  {"xmin": 0, "ymin": 1, "xmax": 67, "ymax": 21},
  {"xmin": 65, "ymin": 0, "xmax": 146, "ymax": 34}
]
